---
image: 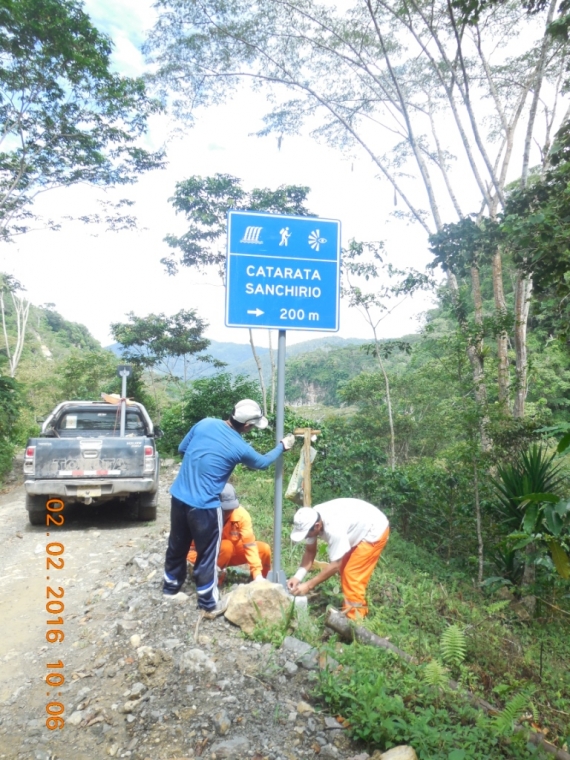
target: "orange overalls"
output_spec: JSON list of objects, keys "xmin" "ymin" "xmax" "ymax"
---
[
  {"xmin": 188, "ymin": 506, "xmax": 271, "ymax": 580},
  {"xmin": 339, "ymin": 526, "xmax": 390, "ymax": 620}
]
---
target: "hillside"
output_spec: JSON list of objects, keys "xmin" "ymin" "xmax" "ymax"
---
[{"xmin": 106, "ymin": 335, "xmax": 372, "ymax": 383}]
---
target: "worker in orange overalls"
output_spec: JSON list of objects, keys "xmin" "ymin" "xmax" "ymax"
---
[
  {"xmin": 287, "ymin": 498, "xmax": 389, "ymax": 620},
  {"xmin": 188, "ymin": 483, "xmax": 271, "ymax": 584}
]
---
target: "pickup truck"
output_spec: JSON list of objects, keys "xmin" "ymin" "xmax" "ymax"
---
[{"xmin": 23, "ymin": 399, "xmax": 160, "ymax": 525}]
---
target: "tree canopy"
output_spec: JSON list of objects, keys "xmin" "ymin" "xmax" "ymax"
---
[
  {"xmin": 110, "ymin": 310, "xmax": 222, "ymax": 381},
  {"xmin": 162, "ymin": 173, "xmax": 313, "ymax": 276},
  {"xmin": 0, "ymin": 0, "xmax": 164, "ymax": 240}
]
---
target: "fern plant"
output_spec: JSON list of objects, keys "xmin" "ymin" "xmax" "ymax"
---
[
  {"xmin": 485, "ymin": 600, "xmax": 510, "ymax": 616},
  {"xmin": 440, "ymin": 624, "xmax": 467, "ymax": 669},
  {"xmin": 492, "ymin": 690, "xmax": 534, "ymax": 736},
  {"xmin": 423, "ymin": 659, "xmax": 448, "ymax": 690}
]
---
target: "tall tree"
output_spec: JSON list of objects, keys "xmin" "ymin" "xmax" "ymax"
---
[
  {"xmin": 110, "ymin": 310, "xmax": 220, "ymax": 383},
  {"xmin": 0, "ymin": 0, "xmax": 164, "ymax": 241},
  {"xmin": 146, "ymin": 0, "xmax": 569, "ymax": 431},
  {"xmin": 342, "ymin": 239, "xmax": 430, "ymax": 468},
  {"xmin": 0, "ymin": 274, "xmax": 29, "ymax": 377},
  {"xmin": 161, "ymin": 173, "xmax": 314, "ymax": 413}
]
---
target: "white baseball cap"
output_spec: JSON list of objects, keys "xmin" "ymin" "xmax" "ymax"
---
[
  {"xmin": 291, "ymin": 507, "xmax": 319, "ymax": 542},
  {"xmin": 220, "ymin": 483, "xmax": 239, "ymax": 511},
  {"xmin": 232, "ymin": 399, "xmax": 268, "ymax": 429}
]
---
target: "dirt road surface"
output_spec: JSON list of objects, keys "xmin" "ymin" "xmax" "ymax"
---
[{"xmin": 0, "ymin": 471, "xmax": 368, "ymax": 760}]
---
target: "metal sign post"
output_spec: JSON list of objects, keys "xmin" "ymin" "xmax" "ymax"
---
[
  {"xmin": 116, "ymin": 364, "xmax": 132, "ymax": 437},
  {"xmin": 225, "ymin": 210, "xmax": 341, "ymax": 586},
  {"xmin": 267, "ymin": 329, "xmax": 287, "ymax": 585}
]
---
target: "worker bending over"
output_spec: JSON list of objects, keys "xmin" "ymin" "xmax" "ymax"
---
[
  {"xmin": 287, "ymin": 498, "xmax": 389, "ymax": 620},
  {"xmin": 188, "ymin": 483, "xmax": 270, "ymax": 583}
]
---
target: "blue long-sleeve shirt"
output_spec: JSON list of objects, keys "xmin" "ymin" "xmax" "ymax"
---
[{"xmin": 170, "ymin": 417, "xmax": 283, "ymax": 509}]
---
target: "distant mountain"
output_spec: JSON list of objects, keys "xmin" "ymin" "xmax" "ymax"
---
[{"xmin": 105, "ymin": 336, "xmax": 369, "ymax": 381}]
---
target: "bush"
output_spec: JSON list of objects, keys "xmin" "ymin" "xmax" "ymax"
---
[
  {"xmin": 0, "ymin": 372, "xmax": 21, "ymax": 481},
  {"xmin": 159, "ymin": 373, "xmax": 262, "ymax": 454},
  {"xmin": 315, "ymin": 646, "xmax": 534, "ymax": 759}
]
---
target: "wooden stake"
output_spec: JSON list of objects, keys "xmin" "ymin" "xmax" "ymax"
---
[{"xmin": 293, "ymin": 428, "xmax": 320, "ymax": 507}]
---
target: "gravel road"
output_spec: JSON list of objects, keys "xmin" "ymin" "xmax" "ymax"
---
[{"xmin": 0, "ymin": 469, "xmax": 372, "ymax": 760}]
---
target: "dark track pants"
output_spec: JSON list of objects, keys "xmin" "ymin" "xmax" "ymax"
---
[{"xmin": 163, "ymin": 496, "xmax": 222, "ymax": 611}]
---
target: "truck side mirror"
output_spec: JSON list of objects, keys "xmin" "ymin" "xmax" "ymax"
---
[{"xmin": 154, "ymin": 427, "xmax": 164, "ymax": 439}]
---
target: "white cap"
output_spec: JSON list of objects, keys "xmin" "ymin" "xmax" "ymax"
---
[
  {"xmin": 220, "ymin": 483, "xmax": 239, "ymax": 511},
  {"xmin": 291, "ymin": 507, "xmax": 319, "ymax": 542},
  {"xmin": 232, "ymin": 399, "xmax": 268, "ymax": 429}
]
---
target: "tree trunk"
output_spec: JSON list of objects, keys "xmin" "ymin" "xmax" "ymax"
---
[
  {"xmin": 371, "ymin": 324, "xmax": 396, "ymax": 471},
  {"xmin": 249, "ymin": 328, "xmax": 267, "ymax": 416},
  {"xmin": 513, "ymin": 274, "xmax": 532, "ymax": 418},
  {"xmin": 521, "ymin": 0, "xmax": 558, "ymax": 186},
  {"xmin": 467, "ymin": 267, "xmax": 492, "ymax": 451},
  {"xmin": 325, "ymin": 609, "xmax": 416, "ymax": 662},
  {"xmin": 0, "ymin": 290, "xmax": 30, "ymax": 377},
  {"xmin": 474, "ymin": 463, "xmax": 484, "ymax": 585},
  {"xmin": 491, "ymin": 251, "xmax": 510, "ymax": 407}
]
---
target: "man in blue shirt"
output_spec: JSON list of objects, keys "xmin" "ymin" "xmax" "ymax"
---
[{"xmin": 163, "ymin": 399, "xmax": 295, "ymax": 616}]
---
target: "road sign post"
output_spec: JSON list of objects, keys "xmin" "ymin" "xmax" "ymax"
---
[
  {"xmin": 266, "ymin": 329, "xmax": 287, "ymax": 585},
  {"xmin": 225, "ymin": 210, "xmax": 341, "ymax": 586}
]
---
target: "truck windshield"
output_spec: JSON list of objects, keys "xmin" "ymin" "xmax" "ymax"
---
[{"xmin": 58, "ymin": 409, "xmax": 146, "ymax": 435}]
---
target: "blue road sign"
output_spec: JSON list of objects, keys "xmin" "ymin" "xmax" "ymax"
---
[{"xmin": 226, "ymin": 211, "xmax": 341, "ymax": 331}]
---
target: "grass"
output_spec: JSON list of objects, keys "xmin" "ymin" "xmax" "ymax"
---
[{"xmin": 232, "ymin": 466, "xmax": 570, "ymax": 757}]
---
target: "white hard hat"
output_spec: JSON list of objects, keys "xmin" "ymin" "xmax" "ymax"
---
[
  {"xmin": 232, "ymin": 399, "xmax": 268, "ymax": 429},
  {"xmin": 291, "ymin": 507, "xmax": 319, "ymax": 542},
  {"xmin": 220, "ymin": 483, "xmax": 239, "ymax": 511}
]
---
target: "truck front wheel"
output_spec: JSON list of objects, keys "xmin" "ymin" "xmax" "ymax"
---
[{"xmin": 26, "ymin": 494, "xmax": 47, "ymax": 525}]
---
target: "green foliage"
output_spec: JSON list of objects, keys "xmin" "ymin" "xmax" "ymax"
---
[
  {"xmin": 423, "ymin": 659, "xmax": 449, "ymax": 690},
  {"xmin": 492, "ymin": 445, "xmax": 565, "ymax": 533},
  {"xmin": 501, "ymin": 122, "xmax": 570, "ymax": 343},
  {"xmin": 110, "ymin": 310, "xmax": 218, "ymax": 380},
  {"xmin": 159, "ymin": 372, "xmax": 261, "ymax": 454},
  {"xmin": 0, "ymin": 371, "xmax": 21, "ymax": 436},
  {"xmin": 56, "ymin": 349, "xmax": 117, "ymax": 400},
  {"xmin": 161, "ymin": 173, "xmax": 313, "ymax": 276},
  {"xmin": 492, "ymin": 690, "xmax": 534, "ymax": 736},
  {"xmin": 0, "ymin": 368, "xmax": 21, "ymax": 478},
  {"xmin": 488, "ymin": 544, "xmax": 525, "ymax": 587},
  {"xmin": 230, "ymin": 464, "xmax": 570, "ymax": 750},
  {"xmin": 247, "ymin": 600, "xmax": 296, "ymax": 647},
  {"xmin": 315, "ymin": 647, "xmax": 532, "ymax": 759},
  {"xmin": 440, "ymin": 625, "xmax": 467, "ymax": 669},
  {"xmin": 40, "ymin": 307, "xmax": 100, "ymax": 351},
  {"xmin": 285, "ymin": 344, "xmax": 375, "ymax": 406},
  {"xmin": 0, "ymin": 0, "xmax": 163, "ymax": 240}
]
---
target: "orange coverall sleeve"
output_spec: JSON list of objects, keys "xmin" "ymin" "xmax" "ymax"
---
[{"xmin": 235, "ymin": 507, "xmax": 263, "ymax": 579}]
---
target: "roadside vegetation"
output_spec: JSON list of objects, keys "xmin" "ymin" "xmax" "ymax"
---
[{"xmin": 1, "ymin": 0, "xmax": 570, "ymax": 755}]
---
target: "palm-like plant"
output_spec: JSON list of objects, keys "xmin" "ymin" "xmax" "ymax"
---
[
  {"xmin": 493, "ymin": 444, "xmax": 570, "ymax": 581},
  {"xmin": 492, "ymin": 444, "xmax": 564, "ymax": 533}
]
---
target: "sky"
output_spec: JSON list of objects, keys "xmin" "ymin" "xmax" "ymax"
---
[{"xmin": 0, "ymin": 0, "xmax": 439, "ymax": 351}]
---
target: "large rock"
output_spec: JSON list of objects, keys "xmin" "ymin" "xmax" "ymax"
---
[
  {"xmin": 380, "ymin": 747, "xmax": 418, "ymax": 760},
  {"xmin": 282, "ymin": 635, "xmax": 340, "ymax": 671},
  {"xmin": 224, "ymin": 580, "xmax": 293, "ymax": 634}
]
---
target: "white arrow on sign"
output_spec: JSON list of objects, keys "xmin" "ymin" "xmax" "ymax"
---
[{"xmin": 247, "ymin": 308, "xmax": 264, "ymax": 317}]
